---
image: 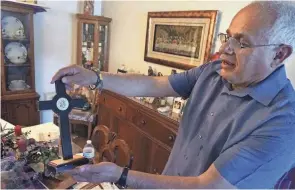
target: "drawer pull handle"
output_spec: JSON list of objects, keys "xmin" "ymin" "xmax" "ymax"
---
[
  {"xmin": 168, "ymin": 135, "xmax": 175, "ymax": 142},
  {"xmin": 118, "ymin": 107, "xmax": 122, "ymax": 111},
  {"xmin": 103, "ymin": 98, "xmax": 106, "ymax": 102},
  {"xmin": 141, "ymin": 120, "xmax": 146, "ymax": 125}
]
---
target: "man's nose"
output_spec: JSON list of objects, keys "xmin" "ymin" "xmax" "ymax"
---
[{"xmin": 219, "ymin": 41, "xmax": 234, "ymax": 55}]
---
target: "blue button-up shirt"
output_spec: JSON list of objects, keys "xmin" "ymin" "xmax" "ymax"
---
[{"xmin": 163, "ymin": 60, "xmax": 295, "ymax": 188}]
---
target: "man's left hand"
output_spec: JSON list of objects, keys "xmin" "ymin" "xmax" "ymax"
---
[{"xmin": 66, "ymin": 162, "xmax": 123, "ymax": 183}]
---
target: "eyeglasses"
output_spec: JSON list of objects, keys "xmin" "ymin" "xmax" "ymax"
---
[{"xmin": 217, "ymin": 33, "xmax": 281, "ymax": 49}]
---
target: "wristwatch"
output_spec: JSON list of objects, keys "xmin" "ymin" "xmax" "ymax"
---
[
  {"xmin": 89, "ymin": 67, "xmax": 103, "ymax": 92},
  {"xmin": 115, "ymin": 166, "xmax": 129, "ymax": 188}
]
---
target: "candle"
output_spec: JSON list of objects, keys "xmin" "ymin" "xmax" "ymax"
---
[
  {"xmin": 14, "ymin": 125, "xmax": 22, "ymax": 136},
  {"xmin": 17, "ymin": 138, "xmax": 27, "ymax": 152}
]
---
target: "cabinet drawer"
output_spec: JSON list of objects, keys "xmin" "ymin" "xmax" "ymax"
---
[
  {"xmin": 100, "ymin": 93, "xmax": 127, "ymax": 118},
  {"xmin": 131, "ymin": 111, "xmax": 176, "ymax": 148}
]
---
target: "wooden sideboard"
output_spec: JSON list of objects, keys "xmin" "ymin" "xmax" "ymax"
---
[{"xmin": 97, "ymin": 90, "xmax": 181, "ymax": 174}]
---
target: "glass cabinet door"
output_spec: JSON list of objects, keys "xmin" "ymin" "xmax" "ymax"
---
[
  {"xmin": 80, "ymin": 22, "xmax": 96, "ymax": 70},
  {"xmin": 1, "ymin": 10, "xmax": 33, "ymax": 93},
  {"xmin": 77, "ymin": 14, "xmax": 111, "ymax": 72},
  {"xmin": 97, "ymin": 24, "xmax": 109, "ymax": 71}
]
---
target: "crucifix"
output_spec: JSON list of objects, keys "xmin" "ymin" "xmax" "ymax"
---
[{"xmin": 38, "ymin": 80, "xmax": 89, "ymax": 172}]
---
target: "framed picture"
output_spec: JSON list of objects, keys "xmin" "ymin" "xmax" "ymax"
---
[
  {"xmin": 144, "ymin": 10, "xmax": 218, "ymax": 70},
  {"xmin": 17, "ymin": 0, "xmax": 38, "ymax": 4},
  {"xmin": 172, "ymin": 97, "xmax": 184, "ymax": 114}
]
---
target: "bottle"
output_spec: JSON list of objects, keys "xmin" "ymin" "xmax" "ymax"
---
[{"xmin": 83, "ymin": 140, "xmax": 95, "ymax": 164}]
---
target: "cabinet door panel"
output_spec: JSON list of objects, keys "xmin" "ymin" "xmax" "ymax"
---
[
  {"xmin": 76, "ymin": 14, "xmax": 111, "ymax": 71},
  {"xmin": 1, "ymin": 103, "xmax": 8, "ymax": 121},
  {"xmin": 98, "ymin": 104, "xmax": 111, "ymax": 127},
  {"xmin": 5, "ymin": 98, "xmax": 39, "ymax": 126},
  {"xmin": 8, "ymin": 100, "xmax": 31, "ymax": 126},
  {"xmin": 150, "ymin": 143, "xmax": 171, "ymax": 174},
  {"xmin": 117, "ymin": 121, "xmax": 152, "ymax": 172},
  {"xmin": 77, "ymin": 20, "xmax": 98, "ymax": 69}
]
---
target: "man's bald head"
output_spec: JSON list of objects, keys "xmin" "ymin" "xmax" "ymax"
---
[
  {"xmin": 219, "ymin": 1, "xmax": 295, "ymax": 87},
  {"xmin": 245, "ymin": 1, "xmax": 295, "ymax": 49},
  {"xmin": 230, "ymin": 2, "xmax": 277, "ymax": 42}
]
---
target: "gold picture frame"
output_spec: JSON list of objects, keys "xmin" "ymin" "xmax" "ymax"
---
[{"xmin": 144, "ymin": 10, "xmax": 218, "ymax": 70}]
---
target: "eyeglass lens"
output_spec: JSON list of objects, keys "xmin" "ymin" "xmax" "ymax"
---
[{"xmin": 218, "ymin": 33, "xmax": 228, "ymax": 43}]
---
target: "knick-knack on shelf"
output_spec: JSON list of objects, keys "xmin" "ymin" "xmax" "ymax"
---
[
  {"xmin": 148, "ymin": 66, "xmax": 154, "ymax": 76},
  {"xmin": 83, "ymin": 0, "xmax": 94, "ymax": 15}
]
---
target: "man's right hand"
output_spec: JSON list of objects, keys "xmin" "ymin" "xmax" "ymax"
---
[{"xmin": 51, "ymin": 65, "xmax": 97, "ymax": 89}]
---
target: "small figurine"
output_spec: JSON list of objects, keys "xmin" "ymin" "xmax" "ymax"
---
[
  {"xmin": 157, "ymin": 72, "xmax": 163, "ymax": 76},
  {"xmin": 152, "ymin": 68, "xmax": 157, "ymax": 76},
  {"xmin": 148, "ymin": 66, "xmax": 154, "ymax": 76},
  {"xmin": 171, "ymin": 69, "xmax": 177, "ymax": 75}
]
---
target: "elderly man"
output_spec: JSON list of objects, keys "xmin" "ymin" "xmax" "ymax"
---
[{"xmin": 51, "ymin": 1, "xmax": 295, "ymax": 189}]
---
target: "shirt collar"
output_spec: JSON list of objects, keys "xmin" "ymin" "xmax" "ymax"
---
[{"xmin": 216, "ymin": 65, "xmax": 288, "ymax": 106}]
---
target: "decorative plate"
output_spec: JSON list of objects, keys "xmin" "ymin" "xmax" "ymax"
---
[
  {"xmin": 8, "ymin": 84, "xmax": 30, "ymax": 91},
  {"xmin": 4, "ymin": 42, "xmax": 28, "ymax": 65},
  {"xmin": 1, "ymin": 16, "xmax": 25, "ymax": 39}
]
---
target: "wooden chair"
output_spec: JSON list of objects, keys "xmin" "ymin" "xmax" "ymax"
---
[
  {"xmin": 90, "ymin": 125, "xmax": 110, "ymax": 163},
  {"xmin": 99, "ymin": 138, "xmax": 132, "ymax": 167},
  {"xmin": 54, "ymin": 85, "xmax": 99, "ymax": 139},
  {"xmin": 91, "ymin": 125, "xmax": 110, "ymax": 151}
]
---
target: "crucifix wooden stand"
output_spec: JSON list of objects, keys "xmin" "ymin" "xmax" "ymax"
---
[{"xmin": 38, "ymin": 80, "xmax": 89, "ymax": 172}]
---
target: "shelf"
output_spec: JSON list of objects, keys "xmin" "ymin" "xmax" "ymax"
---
[
  {"xmin": 2, "ymin": 38, "xmax": 30, "ymax": 43},
  {"xmin": 5, "ymin": 64, "xmax": 30, "ymax": 67}
]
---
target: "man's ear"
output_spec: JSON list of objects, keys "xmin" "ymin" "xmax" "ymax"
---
[{"xmin": 272, "ymin": 44, "xmax": 293, "ymax": 67}]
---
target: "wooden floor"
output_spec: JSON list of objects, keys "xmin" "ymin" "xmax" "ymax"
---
[
  {"xmin": 71, "ymin": 124, "xmax": 88, "ymax": 149},
  {"xmin": 72, "ymin": 135, "xmax": 87, "ymax": 149}
]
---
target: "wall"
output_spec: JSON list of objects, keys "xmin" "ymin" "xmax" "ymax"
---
[
  {"xmin": 102, "ymin": 1, "xmax": 249, "ymax": 74},
  {"xmin": 102, "ymin": 0, "xmax": 295, "ymax": 84},
  {"xmin": 34, "ymin": 0, "xmax": 101, "ymax": 123}
]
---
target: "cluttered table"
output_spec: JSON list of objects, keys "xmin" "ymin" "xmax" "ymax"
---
[{"xmin": 0, "ymin": 119, "xmax": 119, "ymax": 189}]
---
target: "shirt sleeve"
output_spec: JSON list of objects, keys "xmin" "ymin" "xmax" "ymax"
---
[
  {"xmin": 168, "ymin": 63, "xmax": 209, "ymax": 99},
  {"xmin": 214, "ymin": 114, "xmax": 295, "ymax": 189}
]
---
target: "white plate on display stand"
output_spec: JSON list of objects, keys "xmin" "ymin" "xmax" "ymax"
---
[
  {"xmin": 1, "ymin": 16, "xmax": 26, "ymax": 39},
  {"xmin": 4, "ymin": 42, "xmax": 28, "ymax": 65},
  {"xmin": 8, "ymin": 84, "xmax": 30, "ymax": 91}
]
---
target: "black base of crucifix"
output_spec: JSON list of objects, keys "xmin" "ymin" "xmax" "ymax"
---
[{"xmin": 38, "ymin": 80, "xmax": 89, "ymax": 172}]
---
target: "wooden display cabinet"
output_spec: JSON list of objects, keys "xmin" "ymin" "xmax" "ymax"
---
[
  {"xmin": 76, "ymin": 14, "xmax": 111, "ymax": 71},
  {"xmin": 1, "ymin": 1, "xmax": 46, "ymax": 126}
]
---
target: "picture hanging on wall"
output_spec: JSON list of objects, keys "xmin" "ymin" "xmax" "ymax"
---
[{"xmin": 144, "ymin": 10, "xmax": 218, "ymax": 70}]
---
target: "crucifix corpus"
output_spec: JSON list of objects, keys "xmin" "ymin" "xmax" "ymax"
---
[{"xmin": 38, "ymin": 80, "xmax": 89, "ymax": 173}]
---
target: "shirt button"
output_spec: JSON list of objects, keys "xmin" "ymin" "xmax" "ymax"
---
[
  {"xmin": 210, "ymin": 112, "xmax": 214, "ymax": 116},
  {"xmin": 198, "ymin": 134, "xmax": 202, "ymax": 139},
  {"xmin": 184, "ymin": 154, "xmax": 188, "ymax": 160}
]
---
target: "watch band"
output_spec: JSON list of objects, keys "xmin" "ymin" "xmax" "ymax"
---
[
  {"xmin": 116, "ymin": 167, "xmax": 129, "ymax": 188},
  {"xmin": 89, "ymin": 67, "xmax": 103, "ymax": 92}
]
